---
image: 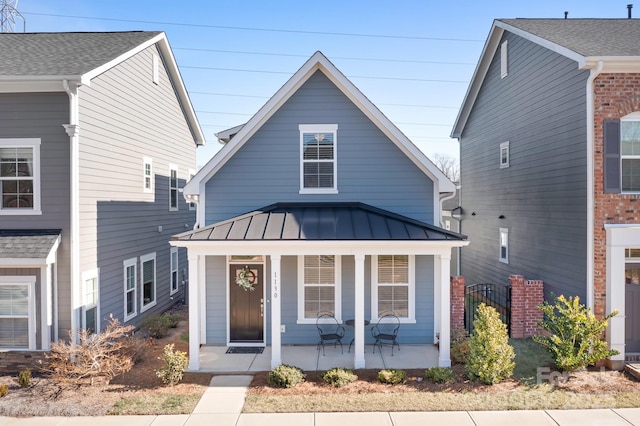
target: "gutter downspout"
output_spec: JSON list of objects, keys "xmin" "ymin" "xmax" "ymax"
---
[
  {"xmin": 439, "ymin": 188, "xmax": 457, "ymax": 229},
  {"xmin": 586, "ymin": 61, "xmax": 603, "ymax": 311},
  {"xmin": 63, "ymin": 79, "xmax": 81, "ymax": 341}
]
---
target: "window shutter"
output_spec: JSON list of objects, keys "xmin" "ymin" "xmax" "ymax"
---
[{"xmin": 603, "ymin": 119, "xmax": 621, "ymax": 193}]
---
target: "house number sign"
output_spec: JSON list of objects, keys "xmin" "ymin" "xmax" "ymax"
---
[{"xmin": 272, "ymin": 271, "xmax": 279, "ymax": 299}]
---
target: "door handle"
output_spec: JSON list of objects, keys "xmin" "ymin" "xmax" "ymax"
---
[{"xmin": 260, "ymin": 298, "xmax": 264, "ymax": 317}]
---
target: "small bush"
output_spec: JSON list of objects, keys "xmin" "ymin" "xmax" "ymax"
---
[
  {"xmin": 156, "ymin": 344, "xmax": 188, "ymax": 386},
  {"xmin": 121, "ymin": 335, "xmax": 149, "ymax": 364},
  {"xmin": 425, "ymin": 367, "xmax": 455, "ymax": 384},
  {"xmin": 17, "ymin": 368, "xmax": 31, "ymax": 388},
  {"xmin": 167, "ymin": 313, "xmax": 182, "ymax": 328},
  {"xmin": 141, "ymin": 314, "xmax": 173, "ymax": 339},
  {"xmin": 377, "ymin": 369, "xmax": 406, "ymax": 384},
  {"xmin": 268, "ymin": 364, "xmax": 305, "ymax": 388},
  {"xmin": 0, "ymin": 384, "xmax": 7, "ymax": 397},
  {"xmin": 322, "ymin": 367, "xmax": 357, "ymax": 388},
  {"xmin": 533, "ymin": 294, "xmax": 619, "ymax": 372},
  {"xmin": 466, "ymin": 304, "xmax": 515, "ymax": 385},
  {"xmin": 450, "ymin": 327, "xmax": 470, "ymax": 364}
]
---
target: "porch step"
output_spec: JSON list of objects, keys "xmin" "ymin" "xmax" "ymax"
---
[{"xmin": 625, "ymin": 361, "xmax": 640, "ymax": 381}]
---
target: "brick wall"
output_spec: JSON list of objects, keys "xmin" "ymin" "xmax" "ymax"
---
[
  {"xmin": 450, "ymin": 276, "xmax": 465, "ymax": 331},
  {"xmin": 593, "ymin": 73, "xmax": 640, "ymax": 317},
  {"xmin": 0, "ymin": 351, "xmax": 45, "ymax": 374}
]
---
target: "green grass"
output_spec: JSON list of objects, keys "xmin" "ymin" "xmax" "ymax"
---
[
  {"xmin": 510, "ymin": 338, "xmax": 553, "ymax": 385},
  {"xmin": 179, "ymin": 332, "xmax": 189, "ymax": 343},
  {"xmin": 108, "ymin": 394, "xmax": 201, "ymax": 415}
]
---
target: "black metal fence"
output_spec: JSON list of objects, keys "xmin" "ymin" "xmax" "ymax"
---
[{"xmin": 464, "ymin": 283, "xmax": 511, "ymax": 334}]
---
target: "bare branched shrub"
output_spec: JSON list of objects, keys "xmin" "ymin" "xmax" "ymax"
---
[{"xmin": 42, "ymin": 315, "xmax": 135, "ymax": 386}]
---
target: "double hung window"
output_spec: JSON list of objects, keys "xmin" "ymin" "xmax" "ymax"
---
[
  {"xmin": 299, "ymin": 124, "xmax": 338, "ymax": 193},
  {"xmin": 0, "ymin": 139, "xmax": 40, "ymax": 214},
  {"xmin": 372, "ymin": 255, "xmax": 415, "ymax": 321},
  {"xmin": 298, "ymin": 255, "xmax": 341, "ymax": 322}
]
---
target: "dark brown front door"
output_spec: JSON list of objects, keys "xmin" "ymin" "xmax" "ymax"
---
[
  {"xmin": 229, "ymin": 264, "xmax": 264, "ymax": 343},
  {"xmin": 625, "ymin": 264, "xmax": 640, "ymax": 352}
]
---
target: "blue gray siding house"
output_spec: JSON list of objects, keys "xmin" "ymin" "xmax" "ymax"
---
[
  {"xmin": 172, "ymin": 51, "xmax": 468, "ymax": 370},
  {"xmin": 0, "ymin": 32, "xmax": 203, "ymax": 351}
]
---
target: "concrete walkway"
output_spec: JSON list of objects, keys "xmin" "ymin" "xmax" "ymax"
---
[{"xmin": 3, "ymin": 375, "xmax": 640, "ymax": 425}]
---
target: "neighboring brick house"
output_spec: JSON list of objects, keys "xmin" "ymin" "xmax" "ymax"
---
[{"xmin": 451, "ymin": 19, "xmax": 640, "ymax": 368}]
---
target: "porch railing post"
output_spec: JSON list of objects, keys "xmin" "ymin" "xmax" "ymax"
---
[
  {"xmin": 270, "ymin": 254, "xmax": 282, "ymax": 369},
  {"xmin": 354, "ymin": 253, "xmax": 365, "ymax": 369}
]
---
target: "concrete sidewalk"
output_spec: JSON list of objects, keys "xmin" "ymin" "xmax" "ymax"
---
[{"xmin": 3, "ymin": 375, "xmax": 640, "ymax": 425}]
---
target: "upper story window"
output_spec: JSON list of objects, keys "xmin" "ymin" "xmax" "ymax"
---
[
  {"xmin": 500, "ymin": 141, "xmax": 510, "ymax": 168},
  {"xmin": 621, "ymin": 117, "xmax": 640, "ymax": 192},
  {"xmin": 500, "ymin": 40, "xmax": 508, "ymax": 79},
  {"xmin": 299, "ymin": 124, "xmax": 338, "ymax": 194},
  {"xmin": 499, "ymin": 228, "xmax": 509, "ymax": 263},
  {"xmin": 0, "ymin": 138, "xmax": 41, "ymax": 215},
  {"xmin": 169, "ymin": 165, "xmax": 178, "ymax": 211},
  {"xmin": 297, "ymin": 255, "xmax": 341, "ymax": 323},
  {"xmin": 143, "ymin": 157, "xmax": 152, "ymax": 193}
]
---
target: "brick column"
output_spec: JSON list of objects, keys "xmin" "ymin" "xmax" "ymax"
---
[
  {"xmin": 509, "ymin": 275, "xmax": 544, "ymax": 338},
  {"xmin": 450, "ymin": 276, "xmax": 465, "ymax": 332}
]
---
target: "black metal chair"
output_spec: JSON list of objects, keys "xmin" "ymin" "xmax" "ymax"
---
[
  {"xmin": 371, "ymin": 312, "xmax": 401, "ymax": 356},
  {"xmin": 316, "ymin": 312, "xmax": 345, "ymax": 355}
]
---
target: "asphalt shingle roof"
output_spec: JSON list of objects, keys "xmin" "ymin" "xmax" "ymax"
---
[
  {"xmin": 0, "ymin": 31, "xmax": 161, "ymax": 76},
  {"xmin": 0, "ymin": 229, "xmax": 61, "ymax": 259},
  {"xmin": 499, "ymin": 19, "xmax": 640, "ymax": 57},
  {"xmin": 173, "ymin": 203, "xmax": 466, "ymax": 241}
]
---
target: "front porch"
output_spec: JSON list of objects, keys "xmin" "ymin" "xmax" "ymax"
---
[{"xmin": 196, "ymin": 344, "xmax": 439, "ymax": 373}]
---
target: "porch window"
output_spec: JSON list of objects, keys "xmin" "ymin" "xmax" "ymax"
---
[
  {"xmin": 298, "ymin": 255, "xmax": 342, "ymax": 323},
  {"xmin": 170, "ymin": 247, "xmax": 179, "ymax": 295},
  {"xmin": 0, "ymin": 138, "xmax": 41, "ymax": 214},
  {"xmin": 0, "ymin": 278, "xmax": 35, "ymax": 349},
  {"xmin": 141, "ymin": 253, "xmax": 156, "ymax": 312},
  {"xmin": 372, "ymin": 255, "xmax": 415, "ymax": 322},
  {"xmin": 299, "ymin": 124, "xmax": 338, "ymax": 194},
  {"xmin": 123, "ymin": 258, "xmax": 137, "ymax": 322}
]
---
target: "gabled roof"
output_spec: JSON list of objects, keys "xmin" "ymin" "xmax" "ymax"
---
[
  {"xmin": 0, "ymin": 31, "xmax": 204, "ymax": 145},
  {"xmin": 173, "ymin": 202, "xmax": 466, "ymax": 241},
  {"xmin": 186, "ymin": 51, "xmax": 454, "ymax": 194},
  {"xmin": 452, "ymin": 19, "xmax": 640, "ymax": 138}
]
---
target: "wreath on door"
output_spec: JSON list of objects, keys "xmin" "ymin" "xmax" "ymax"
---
[{"xmin": 236, "ymin": 266, "xmax": 257, "ymax": 291}]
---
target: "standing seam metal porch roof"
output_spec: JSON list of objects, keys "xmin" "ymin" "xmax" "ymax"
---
[{"xmin": 173, "ymin": 203, "xmax": 466, "ymax": 241}]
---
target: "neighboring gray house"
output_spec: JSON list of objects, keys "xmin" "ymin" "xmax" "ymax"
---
[
  {"xmin": 452, "ymin": 19, "xmax": 640, "ymax": 368},
  {"xmin": 171, "ymin": 51, "xmax": 468, "ymax": 370},
  {"xmin": 0, "ymin": 32, "xmax": 204, "ymax": 351}
]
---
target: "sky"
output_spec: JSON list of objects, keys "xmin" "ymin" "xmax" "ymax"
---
[{"xmin": 9, "ymin": 0, "xmax": 637, "ymax": 167}]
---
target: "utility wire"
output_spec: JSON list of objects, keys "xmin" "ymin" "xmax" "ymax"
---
[{"xmin": 23, "ymin": 11, "xmax": 484, "ymax": 42}]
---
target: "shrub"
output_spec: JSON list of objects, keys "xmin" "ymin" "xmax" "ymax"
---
[
  {"xmin": 0, "ymin": 384, "xmax": 7, "ymax": 397},
  {"xmin": 450, "ymin": 327, "xmax": 470, "ymax": 364},
  {"xmin": 322, "ymin": 367, "xmax": 357, "ymax": 388},
  {"xmin": 17, "ymin": 368, "xmax": 31, "ymax": 388},
  {"xmin": 466, "ymin": 304, "xmax": 515, "ymax": 384},
  {"xmin": 425, "ymin": 367, "xmax": 455, "ymax": 384},
  {"xmin": 42, "ymin": 315, "xmax": 134, "ymax": 385},
  {"xmin": 268, "ymin": 364, "xmax": 305, "ymax": 388},
  {"xmin": 141, "ymin": 314, "xmax": 173, "ymax": 339},
  {"xmin": 377, "ymin": 369, "xmax": 407, "ymax": 384},
  {"xmin": 533, "ymin": 294, "xmax": 619, "ymax": 372},
  {"xmin": 156, "ymin": 344, "xmax": 188, "ymax": 386},
  {"xmin": 121, "ymin": 335, "xmax": 150, "ymax": 364}
]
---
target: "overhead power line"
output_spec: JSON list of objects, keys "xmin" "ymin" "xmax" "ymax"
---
[{"xmin": 22, "ymin": 11, "xmax": 484, "ymax": 42}]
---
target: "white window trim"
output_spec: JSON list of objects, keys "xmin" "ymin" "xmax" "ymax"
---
[
  {"xmin": 81, "ymin": 269, "xmax": 100, "ymax": 333},
  {"xmin": 500, "ymin": 141, "xmax": 510, "ymax": 169},
  {"xmin": 371, "ymin": 255, "xmax": 416, "ymax": 323},
  {"xmin": 299, "ymin": 124, "xmax": 339, "ymax": 194},
  {"xmin": 123, "ymin": 257, "xmax": 137, "ymax": 322},
  {"xmin": 140, "ymin": 252, "xmax": 157, "ymax": 312},
  {"xmin": 0, "ymin": 276, "xmax": 36, "ymax": 350},
  {"xmin": 152, "ymin": 53, "xmax": 159, "ymax": 85},
  {"xmin": 501, "ymin": 40, "xmax": 508, "ymax": 79},
  {"xmin": 297, "ymin": 255, "xmax": 342, "ymax": 324},
  {"xmin": 188, "ymin": 169, "xmax": 196, "ymax": 211},
  {"xmin": 143, "ymin": 157, "xmax": 153, "ymax": 193},
  {"xmin": 170, "ymin": 247, "xmax": 179, "ymax": 296},
  {"xmin": 620, "ymin": 113, "xmax": 640, "ymax": 193},
  {"xmin": 499, "ymin": 228, "xmax": 509, "ymax": 264},
  {"xmin": 169, "ymin": 164, "xmax": 178, "ymax": 211},
  {"xmin": 0, "ymin": 138, "xmax": 42, "ymax": 215}
]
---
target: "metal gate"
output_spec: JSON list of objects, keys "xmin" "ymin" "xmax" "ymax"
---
[{"xmin": 464, "ymin": 283, "xmax": 511, "ymax": 334}]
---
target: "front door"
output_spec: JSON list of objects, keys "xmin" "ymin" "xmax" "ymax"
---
[
  {"xmin": 625, "ymin": 263, "xmax": 640, "ymax": 352},
  {"xmin": 229, "ymin": 264, "xmax": 264, "ymax": 343}
]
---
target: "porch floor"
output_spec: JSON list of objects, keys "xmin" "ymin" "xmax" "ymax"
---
[{"xmin": 196, "ymin": 344, "xmax": 439, "ymax": 372}]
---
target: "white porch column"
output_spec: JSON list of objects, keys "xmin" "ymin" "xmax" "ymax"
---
[
  {"xmin": 187, "ymin": 252, "xmax": 201, "ymax": 371},
  {"xmin": 354, "ymin": 253, "xmax": 365, "ymax": 369},
  {"xmin": 437, "ymin": 252, "xmax": 452, "ymax": 367},
  {"xmin": 41, "ymin": 265, "xmax": 52, "ymax": 350},
  {"xmin": 433, "ymin": 256, "xmax": 441, "ymax": 344},
  {"xmin": 270, "ymin": 254, "xmax": 282, "ymax": 368},
  {"xmin": 606, "ymin": 240, "xmax": 626, "ymax": 365}
]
